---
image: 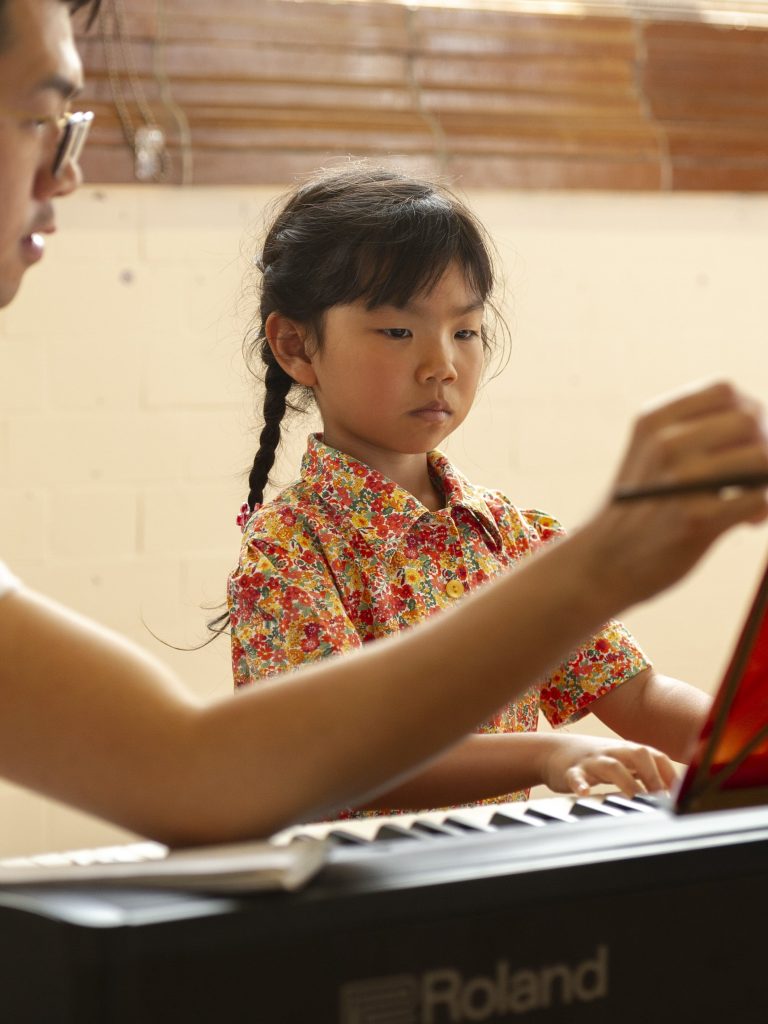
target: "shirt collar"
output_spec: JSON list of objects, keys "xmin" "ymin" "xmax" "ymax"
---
[
  {"xmin": 301, "ymin": 434, "xmax": 503, "ymax": 557},
  {"xmin": 428, "ymin": 449, "xmax": 503, "ymax": 546}
]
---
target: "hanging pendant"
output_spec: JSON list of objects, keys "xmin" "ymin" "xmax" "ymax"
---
[{"xmin": 134, "ymin": 124, "xmax": 166, "ymax": 182}]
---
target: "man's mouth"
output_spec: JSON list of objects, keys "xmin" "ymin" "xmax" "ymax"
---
[
  {"xmin": 20, "ymin": 233, "xmax": 44, "ymax": 261},
  {"xmin": 20, "ymin": 223, "xmax": 55, "ymax": 265}
]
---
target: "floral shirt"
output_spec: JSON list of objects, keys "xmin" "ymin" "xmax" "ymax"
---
[{"xmin": 228, "ymin": 435, "xmax": 649, "ymax": 756}]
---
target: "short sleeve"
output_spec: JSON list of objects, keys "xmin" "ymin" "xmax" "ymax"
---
[
  {"xmin": 539, "ymin": 620, "xmax": 651, "ymax": 727},
  {"xmin": 0, "ymin": 561, "xmax": 20, "ymax": 601},
  {"xmin": 228, "ymin": 534, "xmax": 362, "ymax": 687}
]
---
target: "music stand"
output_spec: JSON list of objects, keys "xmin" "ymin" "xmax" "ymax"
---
[{"xmin": 676, "ymin": 560, "xmax": 768, "ymax": 813}]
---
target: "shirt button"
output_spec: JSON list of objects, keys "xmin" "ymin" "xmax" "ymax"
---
[{"xmin": 445, "ymin": 579, "xmax": 465, "ymax": 599}]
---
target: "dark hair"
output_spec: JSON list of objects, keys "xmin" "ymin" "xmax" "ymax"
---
[
  {"xmin": 244, "ymin": 163, "xmax": 505, "ymax": 511},
  {"xmin": 0, "ymin": 0, "xmax": 102, "ymax": 52}
]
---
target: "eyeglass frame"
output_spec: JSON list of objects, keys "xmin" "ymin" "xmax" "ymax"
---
[{"xmin": 52, "ymin": 110, "xmax": 94, "ymax": 178}]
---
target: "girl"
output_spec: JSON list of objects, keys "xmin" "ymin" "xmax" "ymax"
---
[{"xmin": 227, "ymin": 165, "xmax": 712, "ymax": 812}]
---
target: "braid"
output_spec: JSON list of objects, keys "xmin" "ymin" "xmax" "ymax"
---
[
  {"xmin": 205, "ymin": 347, "xmax": 294, "ymax": 642},
  {"xmin": 247, "ymin": 348, "xmax": 293, "ymax": 508}
]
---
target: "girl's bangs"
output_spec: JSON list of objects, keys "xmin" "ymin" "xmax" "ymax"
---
[{"xmin": 327, "ymin": 207, "xmax": 493, "ymax": 311}]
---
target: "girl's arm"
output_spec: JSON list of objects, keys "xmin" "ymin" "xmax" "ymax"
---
[
  {"xmin": 590, "ymin": 667, "xmax": 711, "ymax": 763},
  {"xmin": 352, "ymin": 730, "xmax": 676, "ymax": 812},
  {"xmin": 0, "ymin": 381, "xmax": 765, "ymax": 846}
]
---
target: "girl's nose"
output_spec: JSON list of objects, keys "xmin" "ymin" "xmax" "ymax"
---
[{"xmin": 417, "ymin": 334, "xmax": 458, "ymax": 383}]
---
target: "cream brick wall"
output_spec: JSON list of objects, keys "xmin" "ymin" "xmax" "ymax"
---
[{"xmin": 2, "ymin": 184, "xmax": 768, "ymax": 856}]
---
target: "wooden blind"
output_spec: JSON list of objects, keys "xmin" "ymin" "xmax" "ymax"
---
[{"xmin": 75, "ymin": 0, "xmax": 768, "ymax": 189}]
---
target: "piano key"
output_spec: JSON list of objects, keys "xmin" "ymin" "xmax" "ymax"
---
[
  {"xmin": 326, "ymin": 829, "xmax": 370, "ymax": 846},
  {"xmin": 270, "ymin": 790, "xmax": 665, "ymax": 847},
  {"xmin": 569, "ymin": 798, "xmax": 626, "ymax": 819},
  {"xmin": 489, "ymin": 810, "xmax": 545, "ymax": 829},
  {"xmin": 410, "ymin": 820, "xmax": 467, "ymax": 838},
  {"xmin": 374, "ymin": 823, "xmax": 420, "ymax": 842},
  {"xmin": 442, "ymin": 815, "xmax": 495, "ymax": 833},
  {"xmin": 522, "ymin": 807, "xmax": 576, "ymax": 825},
  {"xmin": 602, "ymin": 794, "xmax": 655, "ymax": 813},
  {"xmin": 632, "ymin": 792, "xmax": 667, "ymax": 809}
]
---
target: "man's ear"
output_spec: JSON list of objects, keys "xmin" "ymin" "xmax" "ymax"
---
[{"xmin": 265, "ymin": 312, "xmax": 318, "ymax": 387}]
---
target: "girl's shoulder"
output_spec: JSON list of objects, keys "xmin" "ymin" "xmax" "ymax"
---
[
  {"xmin": 232, "ymin": 482, "xmax": 331, "ymax": 580},
  {"xmin": 435, "ymin": 457, "xmax": 565, "ymax": 540},
  {"xmin": 241, "ymin": 478, "xmax": 318, "ymax": 539},
  {"xmin": 516, "ymin": 507, "xmax": 566, "ymax": 541},
  {"xmin": 469, "ymin": 481, "xmax": 564, "ymax": 531}
]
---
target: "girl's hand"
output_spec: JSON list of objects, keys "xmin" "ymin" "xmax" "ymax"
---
[
  {"xmin": 541, "ymin": 733, "xmax": 678, "ymax": 798},
  {"xmin": 581, "ymin": 381, "xmax": 768, "ymax": 608}
]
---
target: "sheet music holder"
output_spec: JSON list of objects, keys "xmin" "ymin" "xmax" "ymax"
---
[
  {"xmin": 676, "ymin": 557, "xmax": 768, "ymax": 813},
  {"xmin": 0, "ymin": 836, "xmax": 327, "ymax": 892}
]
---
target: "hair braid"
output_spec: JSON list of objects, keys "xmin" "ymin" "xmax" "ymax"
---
[
  {"xmin": 204, "ymin": 350, "xmax": 295, "ymax": 641},
  {"xmin": 247, "ymin": 349, "xmax": 293, "ymax": 508}
]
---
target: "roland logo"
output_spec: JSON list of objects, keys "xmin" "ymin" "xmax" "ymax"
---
[
  {"xmin": 339, "ymin": 944, "xmax": 609, "ymax": 1023},
  {"xmin": 422, "ymin": 944, "xmax": 608, "ymax": 1022}
]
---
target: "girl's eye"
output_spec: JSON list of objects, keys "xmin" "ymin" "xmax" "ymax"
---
[
  {"xmin": 381, "ymin": 328, "xmax": 412, "ymax": 339},
  {"xmin": 455, "ymin": 329, "xmax": 480, "ymax": 340}
]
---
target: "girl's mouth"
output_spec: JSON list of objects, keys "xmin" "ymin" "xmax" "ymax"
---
[{"xmin": 411, "ymin": 403, "xmax": 452, "ymax": 423}]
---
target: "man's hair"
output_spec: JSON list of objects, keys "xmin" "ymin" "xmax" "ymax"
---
[{"xmin": 0, "ymin": 0, "xmax": 102, "ymax": 52}]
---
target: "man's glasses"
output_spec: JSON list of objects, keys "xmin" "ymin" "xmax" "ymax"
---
[{"xmin": 52, "ymin": 111, "xmax": 94, "ymax": 178}]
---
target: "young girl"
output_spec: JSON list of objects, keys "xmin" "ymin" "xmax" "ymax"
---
[{"xmin": 226, "ymin": 165, "xmax": 712, "ymax": 812}]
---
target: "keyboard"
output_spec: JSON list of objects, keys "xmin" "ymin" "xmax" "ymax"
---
[{"xmin": 1, "ymin": 793, "xmax": 766, "ymax": 1023}]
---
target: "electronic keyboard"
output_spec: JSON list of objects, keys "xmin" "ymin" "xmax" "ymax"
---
[{"xmin": 1, "ymin": 793, "xmax": 766, "ymax": 1023}]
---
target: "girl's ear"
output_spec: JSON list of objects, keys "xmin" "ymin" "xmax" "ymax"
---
[{"xmin": 265, "ymin": 312, "xmax": 319, "ymax": 387}]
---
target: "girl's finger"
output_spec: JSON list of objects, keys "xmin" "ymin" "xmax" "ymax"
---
[
  {"xmin": 580, "ymin": 756, "xmax": 643, "ymax": 798},
  {"xmin": 612, "ymin": 746, "xmax": 669, "ymax": 793},
  {"xmin": 563, "ymin": 766, "xmax": 592, "ymax": 797}
]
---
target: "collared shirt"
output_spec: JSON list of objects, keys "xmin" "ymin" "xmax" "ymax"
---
[{"xmin": 228, "ymin": 435, "xmax": 649, "ymax": 743}]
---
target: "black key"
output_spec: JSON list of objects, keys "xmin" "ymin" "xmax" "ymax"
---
[
  {"xmin": 523, "ymin": 808, "xmax": 573, "ymax": 825},
  {"xmin": 410, "ymin": 820, "xmax": 463, "ymax": 837},
  {"xmin": 442, "ymin": 815, "xmax": 493, "ymax": 833},
  {"xmin": 489, "ymin": 811, "xmax": 543, "ymax": 829},
  {"xmin": 327, "ymin": 829, "xmax": 370, "ymax": 846},
  {"xmin": 632, "ymin": 792, "xmax": 664, "ymax": 809},
  {"xmin": 570, "ymin": 799, "xmax": 623, "ymax": 818},
  {"xmin": 602, "ymin": 794, "xmax": 648, "ymax": 813},
  {"xmin": 375, "ymin": 823, "xmax": 419, "ymax": 842}
]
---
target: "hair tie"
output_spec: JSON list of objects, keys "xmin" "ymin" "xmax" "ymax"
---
[{"xmin": 236, "ymin": 502, "xmax": 261, "ymax": 532}]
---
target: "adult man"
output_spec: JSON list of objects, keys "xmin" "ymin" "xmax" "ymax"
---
[{"xmin": 1, "ymin": 0, "xmax": 767, "ymax": 846}]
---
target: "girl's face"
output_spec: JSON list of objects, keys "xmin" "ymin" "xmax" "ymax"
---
[{"xmin": 307, "ymin": 262, "xmax": 485, "ymax": 475}]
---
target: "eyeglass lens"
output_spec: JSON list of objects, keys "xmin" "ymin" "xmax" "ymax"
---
[{"xmin": 53, "ymin": 111, "xmax": 94, "ymax": 178}]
